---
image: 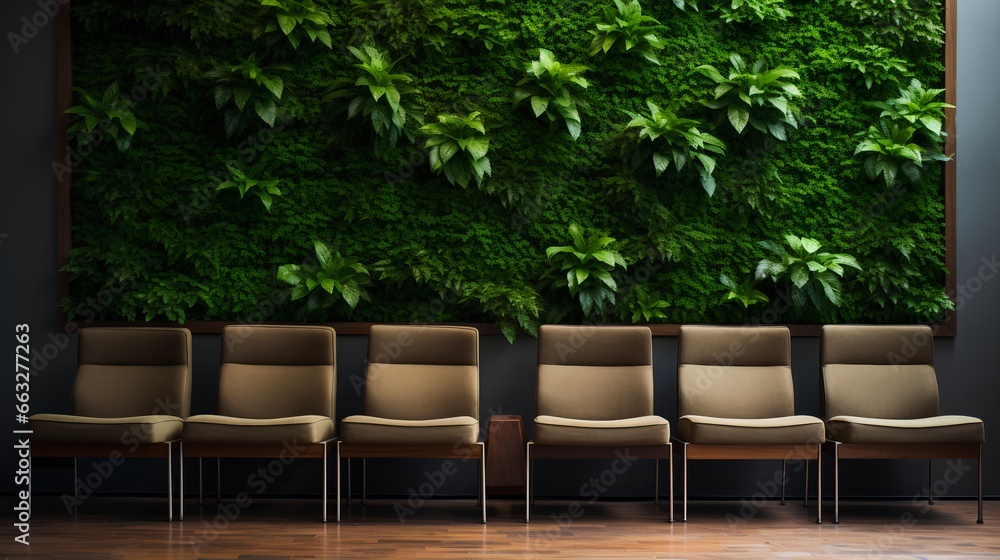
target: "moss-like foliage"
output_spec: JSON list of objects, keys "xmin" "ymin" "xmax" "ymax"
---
[{"xmin": 62, "ymin": 0, "xmax": 950, "ymax": 334}]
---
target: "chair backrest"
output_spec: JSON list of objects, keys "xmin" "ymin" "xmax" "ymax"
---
[
  {"xmin": 677, "ymin": 325, "xmax": 794, "ymax": 419},
  {"xmin": 364, "ymin": 325, "xmax": 479, "ymax": 421},
  {"xmin": 536, "ymin": 325, "xmax": 654, "ymax": 421},
  {"xmin": 218, "ymin": 325, "xmax": 336, "ymax": 419},
  {"xmin": 72, "ymin": 327, "xmax": 192, "ymax": 418},
  {"xmin": 820, "ymin": 324, "xmax": 939, "ymax": 420}
]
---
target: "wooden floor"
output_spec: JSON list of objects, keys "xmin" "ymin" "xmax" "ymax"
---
[{"xmin": 1, "ymin": 496, "xmax": 996, "ymax": 559}]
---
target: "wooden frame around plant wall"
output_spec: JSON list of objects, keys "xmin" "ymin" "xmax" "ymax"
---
[{"xmin": 54, "ymin": 0, "xmax": 959, "ymax": 337}]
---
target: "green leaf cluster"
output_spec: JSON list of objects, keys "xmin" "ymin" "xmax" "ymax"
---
[
  {"xmin": 253, "ymin": 0, "xmax": 336, "ymax": 50},
  {"xmin": 419, "ymin": 111, "xmax": 491, "ymax": 188},
  {"xmin": 545, "ymin": 223, "xmax": 628, "ymax": 317},
  {"xmin": 514, "ymin": 49, "xmax": 589, "ymax": 140},
  {"xmin": 696, "ymin": 54, "xmax": 801, "ymax": 141},
  {"xmin": 755, "ymin": 235, "xmax": 862, "ymax": 311},
  {"xmin": 66, "ymin": 83, "xmax": 146, "ymax": 152},
  {"xmin": 710, "ymin": 0, "xmax": 791, "ymax": 24},
  {"xmin": 589, "ymin": 0, "xmax": 665, "ymax": 65},
  {"xmin": 719, "ymin": 274, "xmax": 769, "ymax": 308},
  {"xmin": 216, "ymin": 164, "xmax": 282, "ymax": 212},
  {"xmin": 206, "ymin": 54, "xmax": 290, "ymax": 136},
  {"xmin": 277, "ymin": 241, "xmax": 372, "ymax": 320},
  {"xmin": 326, "ymin": 45, "xmax": 423, "ymax": 155},
  {"xmin": 624, "ymin": 100, "xmax": 726, "ymax": 196},
  {"xmin": 843, "ymin": 0, "xmax": 944, "ymax": 46},
  {"xmin": 843, "ymin": 45, "xmax": 909, "ymax": 90}
]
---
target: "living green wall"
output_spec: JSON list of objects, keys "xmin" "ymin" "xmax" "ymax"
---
[{"xmin": 62, "ymin": 0, "xmax": 951, "ymax": 339}]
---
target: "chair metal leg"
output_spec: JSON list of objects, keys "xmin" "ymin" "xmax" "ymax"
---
[
  {"xmin": 217, "ymin": 458, "xmax": 222, "ymax": 503},
  {"xmin": 347, "ymin": 458, "xmax": 352, "ymax": 506},
  {"xmin": 362, "ymin": 458, "xmax": 367, "ymax": 505},
  {"xmin": 530, "ymin": 457, "xmax": 535, "ymax": 507},
  {"xmin": 928, "ymin": 460, "xmax": 935, "ymax": 505},
  {"xmin": 833, "ymin": 442, "xmax": 840, "ymax": 524},
  {"xmin": 668, "ymin": 444, "xmax": 674, "ymax": 523},
  {"xmin": 654, "ymin": 459, "xmax": 660, "ymax": 505},
  {"xmin": 167, "ymin": 441, "xmax": 174, "ymax": 521},
  {"xmin": 179, "ymin": 441, "xmax": 184, "ymax": 521},
  {"xmin": 780, "ymin": 459, "xmax": 787, "ymax": 505},
  {"xmin": 978, "ymin": 444, "xmax": 984, "ymax": 524},
  {"xmin": 682, "ymin": 442, "xmax": 688, "ymax": 522},
  {"xmin": 525, "ymin": 442, "xmax": 532, "ymax": 523},
  {"xmin": 803, "ymin": 459, "xmax": 809, "ymax": 507},
  {"xmin": 479, "ymin": 442, "xmax": 487, "ymax": 523},
  {"xmin": 816, "ymin": 446, "xmax": 822, "ymax": 524},
  {"xmin": 336, "ymin": 442, "xmax": 342, "ymax": 523},
  {"xmin": 322, "ymin": 441, "xmax": 328, "ymax": 523},
  {"xmin": 199, "ymin": 458, "xmax": 203, "ymax": 505}
]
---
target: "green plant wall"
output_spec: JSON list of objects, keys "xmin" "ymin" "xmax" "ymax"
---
[{"xmin": 62, "ymin": 0, "xmax": 952, "ymax": 340}]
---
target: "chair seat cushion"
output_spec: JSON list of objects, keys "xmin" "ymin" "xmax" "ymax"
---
[
  {"xmin": 533, "ymin": 415, "xmax": 670, "ymax": 446},
  {"xmin": 677, "ymin": 415, "xmax": 825, "ymax": 445},
  {"xmin": 341, "ymin": 415, "xmax": 479, "ymax": 445},
  {"xmin": 183, "ymin": 414, "xmax": 335, "ymax": 444},
  {"xmin": 29, "ymin": 414, "xmax": 183, "ymax": 443},
  {"xmin": 827, "ymin": 415, "xmax": 984, "ymax": 444}
]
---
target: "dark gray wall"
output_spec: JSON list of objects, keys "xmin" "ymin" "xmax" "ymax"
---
[{"xmin": 2, "ymin": 0, "xmax": 997, "ymax": 502}]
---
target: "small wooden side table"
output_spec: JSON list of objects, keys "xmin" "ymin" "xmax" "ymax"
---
[{"xmin": 484, "ymin": 414, "xmax": 526, "ymax": 495}]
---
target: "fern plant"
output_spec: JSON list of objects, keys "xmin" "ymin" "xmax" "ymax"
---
[
  {"xmin": 545, "ymin": 223, "xmax": 628, "ymax": 317},
  {"xmin": 696, "ymin": 54, "xmax": 801, "ymax": 141},
  {"xmin": 277, "ymin": 241, "xmax": 372, "ymax": 320},
  {"xmin": 215, "ymin": 164, "xmax": 281, "ymax": 212},
  {"xmin": 205, "ymin": 55, "xmax": 291, "ymax": 136},
  {"xmin": 419, "ymin": 111, "xmax": 491, "ymax": 188},
  {"xmin": 854, "ymin": 120, "xmax": 931, "ymax": 187},
  {"xmin": 589, "ymin": 0, "xmax": 665, "ymax": 65},
  {"xmin": 624, "ymin": 100, "xmax": 726, "ymax": 196},
  {"xmin": 65, "ymin": 83, "xmax": 146, "ymax": 152},
  {"xmin": 253, "ymin": 0, "xmax": 336, "ymax": 50},
  {"xmin": 755, "ymin": 235, "xmax": 861, "ymax": 311},
  {"xmin": 710, "ymin": 0, "xmax": 791, "ymax": 24},
  {"xmin": 513, "ymin": 49, "xmax": 589, "ymax": 140},
  {"xmin": 843, "ymin": 45, "xmax": 909, "ymax": 90},
  {"xmin": 326, "ymin": 45, "xmax": 423, "ymax": 154}
]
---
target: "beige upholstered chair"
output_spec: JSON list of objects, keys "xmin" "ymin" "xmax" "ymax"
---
[
  {"xmin": 30, "ymin": 327, "xmax": 192, "ymax": 520},
  {"xmin": 821, "ymin": 324, "xmax": 985, "ymax": 523},
  {"xmin": 338, "ymin": 325, "xmax": 484, "ymax": 523},
  {"xmin": 675, "ymin": 325, "xmax": 824, "ymax": 522},
  {"xmin": 526, "ymin": 325, "xmax": 673, "ymax": 522},
  {"xmin": 182, "ymin": 324, "xmax": 337, "ymax": 521}
]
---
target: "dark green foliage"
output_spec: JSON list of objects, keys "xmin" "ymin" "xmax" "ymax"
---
[
  {"xmin": 205, "ymin": 54, "xmax": 291, "ymax": 136},
  {"xmin": 843, "ymin": 0, "xmax": 944, "ymax": 46},
  {"xmin": 710, "ymin": 0, "xmax": 791, "ymax": 25},
  {"xmin": 325, "ymin": 45, "xmax": 423, "ymax": 155},
  {"xmin": 277, "ymin": 241, "xmax": 372, "ymax": 320},
  {"xmin": 64, "ymin": 0, "xmax": 951, "ymax": 333},
  {"xmin": 756, "ymin": 235, "xmax": 862, "ymax": 313},
  {"xmin": 623, "ymin": 100, "xmax": 726, "ymax": 196},
  {"xmin": 544, "ymin": 223, "xmax": 628, "ymax": 318},
  {"xmin": 216, "ymin": 164, "xmax": 282, "ymax": 211},
  {"xmin": 589, "ymin": 0, "xmax": 665, "ymax": 65},
  {"xmin": 513, "ymin": 49, "xmax": 590, "ymax": 140},
  {"xmin": 696, "ymin": 54, "xmax": 802, "ymax": 141},
  {"xmin": 843, "ymin": 45, "xmax": 909, "ymax": 90},
  {"xmin": 419, "ymin": 111, "xmax": 491, "ymax": 188},
  {"xmin": 253, "ymin": 0, "xmax": 336, "ymax": 51},
  {"xmin": 66, "ymin": 83, "xmax": 146, "ymax": 151}
]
